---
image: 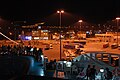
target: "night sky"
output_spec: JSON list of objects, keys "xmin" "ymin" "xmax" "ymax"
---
[{"xmin": 0, "ymin": 0, "xmax": 120, "ymax": 25}]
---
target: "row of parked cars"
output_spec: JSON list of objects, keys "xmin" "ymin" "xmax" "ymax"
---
[{"xmin": 103, "ymin": 42, "xmax": 120, "ymax": 49}]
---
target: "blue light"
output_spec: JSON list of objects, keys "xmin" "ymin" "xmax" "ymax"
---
[{"xmin": 25, "ymin": 36, "xmax": 32, "ymax": 40}]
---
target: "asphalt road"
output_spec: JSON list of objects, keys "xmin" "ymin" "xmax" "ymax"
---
[{"xmin": 1, "ymin": 40, "xmax": 120, "ymax": 61}]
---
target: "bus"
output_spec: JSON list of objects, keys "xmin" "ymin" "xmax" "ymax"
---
[
  {"xmin": 63, "ymin": 43, "xmax": 84, "ymax": 49},
  {"xmin": 72, "ymin": 40, "xmax": 86, "ymax": 45}
]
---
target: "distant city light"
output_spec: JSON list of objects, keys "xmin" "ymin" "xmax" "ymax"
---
[
  {"xmin": 57, "ymin": 10, "xmax": 64, "ymax": 13},
  {"xmin": 55, "ymin": 33, "xmax": 57, "ymax": 35},
  {"xmin": 86, "ymin": 31, "xmax": 90, "ymax": 34},
  {"xmin": 9, "ymin": 32, "xmax": 12, "ymax": 35},
  {"xmin": 38, "ymin": 26, "xmax": 41, "ymax": 29},
  {"xmin": 34, "ymin": 37, "xmax": 39, "ymax": 40},
  {"xmin": 57, "ymin": 11, "xmax": 60, "ymax": 13},
  {"xmin": 61, "ymin": 10, "xmax": 64, "ymax": 13},
  {"xmin": 25, "ymin": 36, "xmax": 32, "ymax": 40}
]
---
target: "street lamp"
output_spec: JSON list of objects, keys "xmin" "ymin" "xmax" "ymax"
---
[
  {"xmin": 57, "ymin": 10, "xmax": 64, "ymax": 60},
  {"xmin": 78, "ymin": 20, "xmax": 83, "ymax": 39},
  {"xmin": 116, "ymin": 17, "xmax": 120, "ymax": 45}
]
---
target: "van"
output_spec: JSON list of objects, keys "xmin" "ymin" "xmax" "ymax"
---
[
  {"xmin": 103, "ymin": 43, "xmax": 109, "ymax": 48},
  {"xmin": 103, "ymin": 42, "xmax": 109, "ymax": 48},
  {"xmin": 111, "ymin": 43, "xmax": 118, "ymax": 49},
  {"xmin": 118, "ymin": 44, "xmax": 120, "ymax": 50},
  {"xmin": 49, "ymin": 43, "xmax": 53, "ymax": 49}
]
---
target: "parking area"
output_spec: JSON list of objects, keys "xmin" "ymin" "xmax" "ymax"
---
[
  {"xmin": 0, "ymin": 39, "xmax": 120, "ymax": 61},
  {"xmin": 85, "ymin": 42, "xmax": 120, "ymax": 54}
]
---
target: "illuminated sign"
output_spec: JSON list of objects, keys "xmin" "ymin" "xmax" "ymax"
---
[
  {"xmin": 41, "ymin": 30, "xmax": 48, "ymax": 32},
  {"xmin": 34, "ymin": 37, "xmax": 39, "ymax": 40},
  {"xmin": 22, "ymin": 25, "xmax": 36, "ymax": 28},
  {"xmin": 38, "ymin": 26, "xmax": 41, "ymax": 29},
  {"xmin": 39, "ymin": 37, "xmax": 48, "ymax": 40},
  {"xmin": 25, "ymin": 36, "xmax": 32, "ymax": 40}
]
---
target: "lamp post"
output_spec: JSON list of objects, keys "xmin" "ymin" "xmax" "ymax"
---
[
  {"xmin": 57, "ymin": 10, "xmax": 64, "ymax": 60},
  {"xmin": 116, "ymin": 17, "xmax": 120, "ymax": 45},
  {"xmin": 78, "ymin": 20, "xmax": 83, "ymax": 39}
]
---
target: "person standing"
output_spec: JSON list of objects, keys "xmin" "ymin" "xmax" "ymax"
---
[
  {"xmin": 104, "ymin": 67, "xmax": 113, "ymax": 80},
  {"xmin": 33, "ymin": 47, "xmax": 37, "ymax": 60},
  {"xmin": 90, "ymin": 65, "xmax": 97, "ymax": 80},
  {"xmin": 37, "ymin": 48, "xmax": 43, "ymax": 62},
  {"xmin": 85, "ymin": 65, "xmax": 91, "ymax": 80}
]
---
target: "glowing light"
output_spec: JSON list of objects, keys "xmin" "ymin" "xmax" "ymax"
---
[
  {"xmin": 79, "ymin": 20, "xmax": 83, "ymax": 22},
  {"xmin": 100, "ymin": 68, "xmax": 104, "ymax": 73},
  {"xmin": 38, "ymin": 26, "xmax": 41, "ymax": 29},
  {"xmin": 9, "ymin": 32, "xmax": 12, "ymax": 35},
  {"xmin": 34, "ymin": 37, "xmax": 39, "ymax": 40},
  {"xmin": 57, "ymin": 11, "xmax": 60, "ymax": 13},
  {"xmin": 61, "ymin": 10, "xmax": 64, "ymax": 13},
  {"xmin": 37, "ymin": 48, "xmax": 39, "ymax": 51},
  {"xmin": 66, "ymin": 62, "xmax": 72, "ymax": 67},
  {"xmin": 25, "ymin": 36, "xmax": 32, "ymax": 40},
  {"xmin": 63, "ymin": 61, "xmax": 67, "ymax": 63},
  {"xmin": 57, "ymin": 10, "xmax": 64, "ymax": 13},
  {"xmin": 116, "ymin": 17, "xmax": 120, "ymax": 20},
  {"xmin": 41, "ymin": 30, "xmax": 43, "ymax": 33},
  {"xmin": 55, "ymin": 33, "xmax": 57, "ymax": 35}
]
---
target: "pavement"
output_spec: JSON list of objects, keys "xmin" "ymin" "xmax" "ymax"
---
[
  {"xmin": 1, "ymin": 40, "xmax": 120, "ymax": 61},
  {"xmin": 42, "ymin": 41, "xmax": 120, "ymax": 61},
  {"xmin": 84, "ymin": 42, "xmax": 120, "ymax": 54},
  {"xmin": 1, "ymin": 39, "xmax": 120, "ymax": 80}
]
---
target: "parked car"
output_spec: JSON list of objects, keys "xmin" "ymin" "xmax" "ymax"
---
[
  {"xmin": 49, "ymin": 43, "xmax": 53, "ymax": 49},
  {"xmin": 118, "ymin": 44, "xmax": 120, "ymax": 50},
  {"xmin": 103, "ymin": 42, "xmax": 109, "ymax": 48},
  {"xmin": 45, "ymin": 44, "xmax": 50, "ymax": 50},
  {"xmin": 111, "ymin": 43, "xmax": 118, "ymax": 49}
]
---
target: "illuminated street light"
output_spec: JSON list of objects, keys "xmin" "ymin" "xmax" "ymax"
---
[
  {"xmin": 116, "ymin": 17, "xmax": 120, "ymax": 20},
  {"xmin": 9, "ymin": 32, "xmax": 12, "ymax": 35},
  {"xmin": 78, "ymin": 20, "xmax": 83, "ymax": 39},
  {"xmin": 116, "ymin": 17, "xmax": 120, "ymax": 45},
  {"xmin": 79, "ymin": 20, "xmax": 83, "ymax": 23},
  {"xmin": 57, "ymin": 10, "xmax": 64, "ymax": 14},
  {"xmin": 57, "ymin": 10, "xmax": 64, "ymax": 60}
]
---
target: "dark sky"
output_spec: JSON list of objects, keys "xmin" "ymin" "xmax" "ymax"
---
[{"xmin": 0, "ymin": 0, "xmax": 120, "ymax": 25}]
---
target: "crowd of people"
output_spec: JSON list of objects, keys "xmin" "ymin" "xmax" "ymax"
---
[
  {"xmin": 85, "ymin": 65, "xmax": 97, "ymax": 80},
  {"xmin": 46, "ymin": 59, "xmax": 56, "ymax": 70},
  {"xmin": 0, "ymin": 44, "xmax": 43, "ymax": 61},
  {"xmin": 84, "ymin": 65, "xmax": 113, "ymax": 80}
]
